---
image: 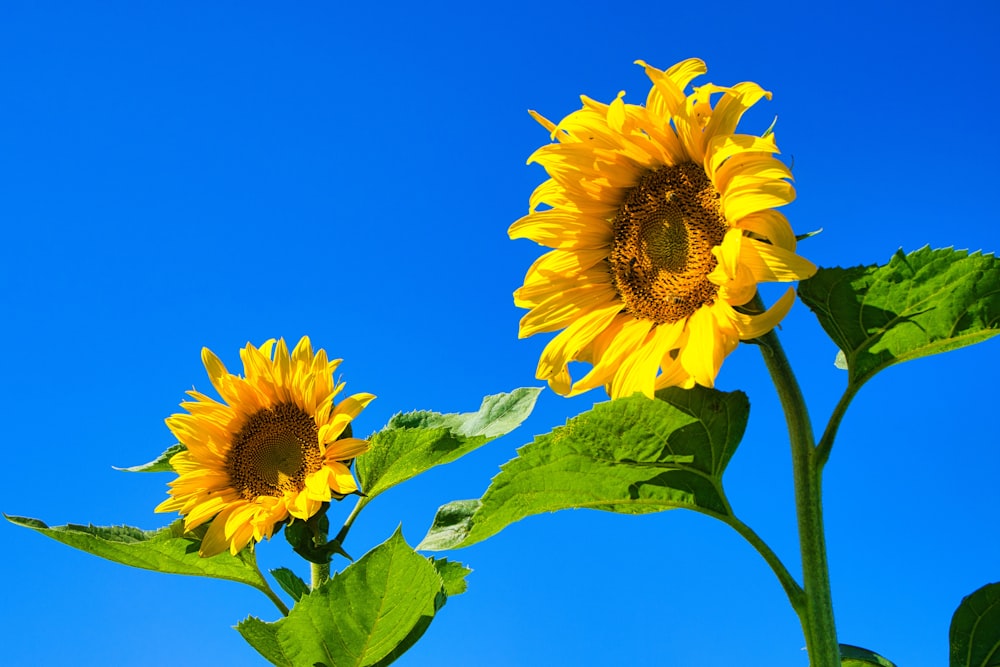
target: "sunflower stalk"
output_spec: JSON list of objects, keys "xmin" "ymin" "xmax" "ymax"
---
[{"xmin": 754, "ymin": 295, "xmax": 840, "ymax": 666}]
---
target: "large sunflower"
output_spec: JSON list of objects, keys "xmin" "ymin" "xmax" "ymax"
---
[
  {"xmin": 156, "ymin": 337, "xmax": 374, "ymax": 557},
  {"xmin": 510, "ymin": 58, "xmax": 816, "ymax": 399}
]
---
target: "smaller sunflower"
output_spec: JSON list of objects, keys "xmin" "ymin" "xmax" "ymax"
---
[
  {"xmin": 511, "ymin": 58, "xmax": 817, "ymax": 398},
  {"xmin": 156, "ymin": 337, "xmax": 374, "ymax": 557}
]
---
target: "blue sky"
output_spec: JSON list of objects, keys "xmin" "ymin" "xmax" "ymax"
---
[{"xmin": 1, "ymin": 2, "xmax": 998, "ymax": 665}]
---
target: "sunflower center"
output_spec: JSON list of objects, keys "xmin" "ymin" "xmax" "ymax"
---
[
  {"xmin": 227, "ymin": 403, "xmax": 323, "ymax": 500},
  {"xmin": 610, "ymin": 161, "xmax": 729, "ymax": 325}
]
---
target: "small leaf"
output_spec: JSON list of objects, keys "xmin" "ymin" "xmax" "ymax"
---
[
  {"xmin": 799, "ymin": 247, "xmax": 1000, "ymax": 390},
  {"xmin": 270, "ymin": 567, "xmax": 309, "ymax": 603},
  {"xmin": 5, "ymin": 514, "xmax": 270, "ymax": 593},
  {"xmin": 416, "ymin": 499, "xmax": 480, "ymax": 551},
  {"xmin": 356, "ymin": 388, "xmax": 541, "ymax": 501},
  {"xmin": 283, "ymin": 511, "xmax": 352, "ymax": 564},
  {"xmin": 840, "ymin": 644, "xmax": 898, "ymax": 667},
  {"xmin": 432, "ymin": 559, "xmax": 472, "ymax": 597},
  {"xmin": 950, "ymin": 581, "xmax": 1000, "ymax": 667},
  {"xmin": 419, "ymin": 386, "xmax": 748, "ymax": 550},
  {"xmin": 238, "ymin": 529, "xmax": 463, "ymax": 667},
  {"xmin": 114, "ymin": 443, "xmax": 186, "ymax": 472}
]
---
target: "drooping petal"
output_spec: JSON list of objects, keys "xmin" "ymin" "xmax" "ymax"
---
[
  {"xmin": 535, "ymin": 302, "xmax": 625, "ymax": 393},
  {"xmin": 726, "ymin": 287, "xmax": 798, "ymax": 340},
  {"xmin": 609, "ymin": 320, "xmax": 686, "ymax": 398}
]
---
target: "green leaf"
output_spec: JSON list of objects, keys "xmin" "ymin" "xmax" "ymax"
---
[
  {"xmin": 114, "ymin": 443, "xmax": 185, "ymax": 472},
  {"xmin": 418, "ymin": 385, "xmax": 748, "ymax": 551},
  {"xmin": 5, "ymin": 514, "xmax": 270, "ymax": 592},
  {"xmin": 270, "ymin": 567, "xmax": 309, "ymax": 603},
  {"xmin": 238, "ymin": 529, "xmax": 466, "ymax": 667},
  {"xmin": 799, "ymin": 247, "xmax": 1000, "ymax": 390},
  {"xmin": 283, "ymin": 510, "xmax": 352, "ymax": 565},
  {"xmin": 950, "ymin": 581, "xmax": 1000, "ymax": 667},
  {"xmin": 356, "ymin": 388, "xmax": 541, "ymax": 501},
  {"xmin": 840, "ymin": 644, "xmax": 898, "ymax": 667},
  {"xmin": 432, "ymin": 558, "xmax": 472, "ymax": 596}
]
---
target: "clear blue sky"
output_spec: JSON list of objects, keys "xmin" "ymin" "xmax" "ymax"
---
[{"xmin": 2, "ymin": 2, "xmax": 998, "ymax": 665}]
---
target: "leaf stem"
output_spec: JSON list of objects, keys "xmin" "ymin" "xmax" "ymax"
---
[
  {"xmin": 259, "ymin": 582, "xmax": 291, "ymax": 616},
  {"xmin": 333, "ymin": 496, "xmax": 367, "ymax": 546},
  {"xmin": 714, "ymin": 511, "xmax": 804, "ymax": 614},
  {"xmin": 754, "ymin": 296, "xmax": 840, "ymax": 667},
  {"xmin": 815, "ymin": 384, "xmax": 860, "ymax": 468},
  {"xmin": 249, "ymin": 553, "xmax": 290, "ymax": 615}
]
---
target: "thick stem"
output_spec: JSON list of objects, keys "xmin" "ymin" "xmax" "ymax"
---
[
  {"xmin": 310, "ymin": 560, "xmax": 330, "ymax": 590},
  {"xmin": 754, "ymin": 300, "xmax": 840, "ymax": 666},
  {"xmin": 310, "ymin": 515, "xmax": 331, "ymax": 590}
]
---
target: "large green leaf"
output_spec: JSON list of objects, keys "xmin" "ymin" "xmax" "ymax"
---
[
  {"xmin": 356, "ymin": 388, "xmax": 540, "ymax": 501},
  {"xmin": 238, "ymin": 529, "xmax": 467, "ymax": 667},
  {"xmin": 418, "ymin": 386, "xmax": 748, "ymax": 551},
  {"xmin": 799, "ymin": 247, "xmax": 1000, "ymax": 390},
  {"xmin": 951, "ymin": 582, "xmax": 1000, "ymax": 667},
  {"xmin": 5, "ymin": 515, "xmax": 270, "ymax": 592},
  {"xmin": 840, "ymin": 644, "xmax": 897, "ymax": 667}
]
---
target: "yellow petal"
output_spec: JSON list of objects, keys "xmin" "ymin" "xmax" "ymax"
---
[
  {"xmin": 328, "ymin": 462, "xmax": 359, "ymax": 495},
  {"xmin": 740, "ymin": 237, "xmax": 818, "ymax": 283},
  {"xmin": 508, "ymin": 209, "xmax": 613, "ymax": 249},
  {"xmin": 571, "ymin": 316, "xmax": 652, "ymax": 395},
  {"xmin": 519, "ymin": 283, "xmax": 619, "ymax": 338},
  {"xmin": 607, "ymin": 91, "xmax": 628, "ymax": 133},
  {"xmin": 712, "ymin": 155, "xmax": 792, "ymax": 197},
  {"xmin": 535, "ymin": 302, "xmax": 624, "ymax": 390},
  {"xmin": 199, "ymin": 505, "xmax": 240, "ymax": 557},
  {"xmin": 679, "ymin": 306, "xmax": 738, "ymax": 388},
  {"xmin": 326, "ymin": 437, "xmax": 369, "ymax": 461},
  {"xmin": 637, "ymin": 58, "xmax": 706, "ymax": 120},
  {"xmin": 705, "ymin": 133, "xmax": 779, "ymax": 178},
  {"xmin": 727, "ymin": 287, "xmax": 797, "ymax": 339},
  {"xmin": 200, "ymin": 348, "xmax": 238, "ymax": 404},
  {"xmin": 305, "ymin": 467, "xmax": 334, "ymax": 501},
  {"xmin": 514, "ymin": 267, "xmax": 612, "ymax": 309},
  {"xmin": 734, "ymin": 210, "xmax": 796, "ymax": 251},
  {"xmin": 609, "ymin": 320, "xmax": 685, "ymax": 399},
  {"xmin": 528, "ymin": 109, "xmax": 559, "ymax": 136},
  {"xmin": 702, "ymin": 82, "xmax": 771, "ymax": 146},
  {"xmin": 722, "ymin": 179, "xmax": 796, "ymax": 221}
]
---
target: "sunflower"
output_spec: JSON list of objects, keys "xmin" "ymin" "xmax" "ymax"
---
[
  {"xmin": 510, "ymin": 58, "xmax": 817, "ymax": 399},
  {"xmin": 155, "ymin": 337, "xmax": 374, "ymax": 557}
]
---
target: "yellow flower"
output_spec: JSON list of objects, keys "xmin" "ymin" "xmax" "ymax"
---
[
  {"xmin": 510, "ymin": 58, "xmax": 816, "ymax": 398},
  {"xmin": 156, "ymin": 337, "xmax": 374, "ymax": 557}
]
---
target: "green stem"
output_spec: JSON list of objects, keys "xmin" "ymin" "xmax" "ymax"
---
[{"xmin": 754, "ymin": 297, "xmax": 840, "ymax": 666}]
